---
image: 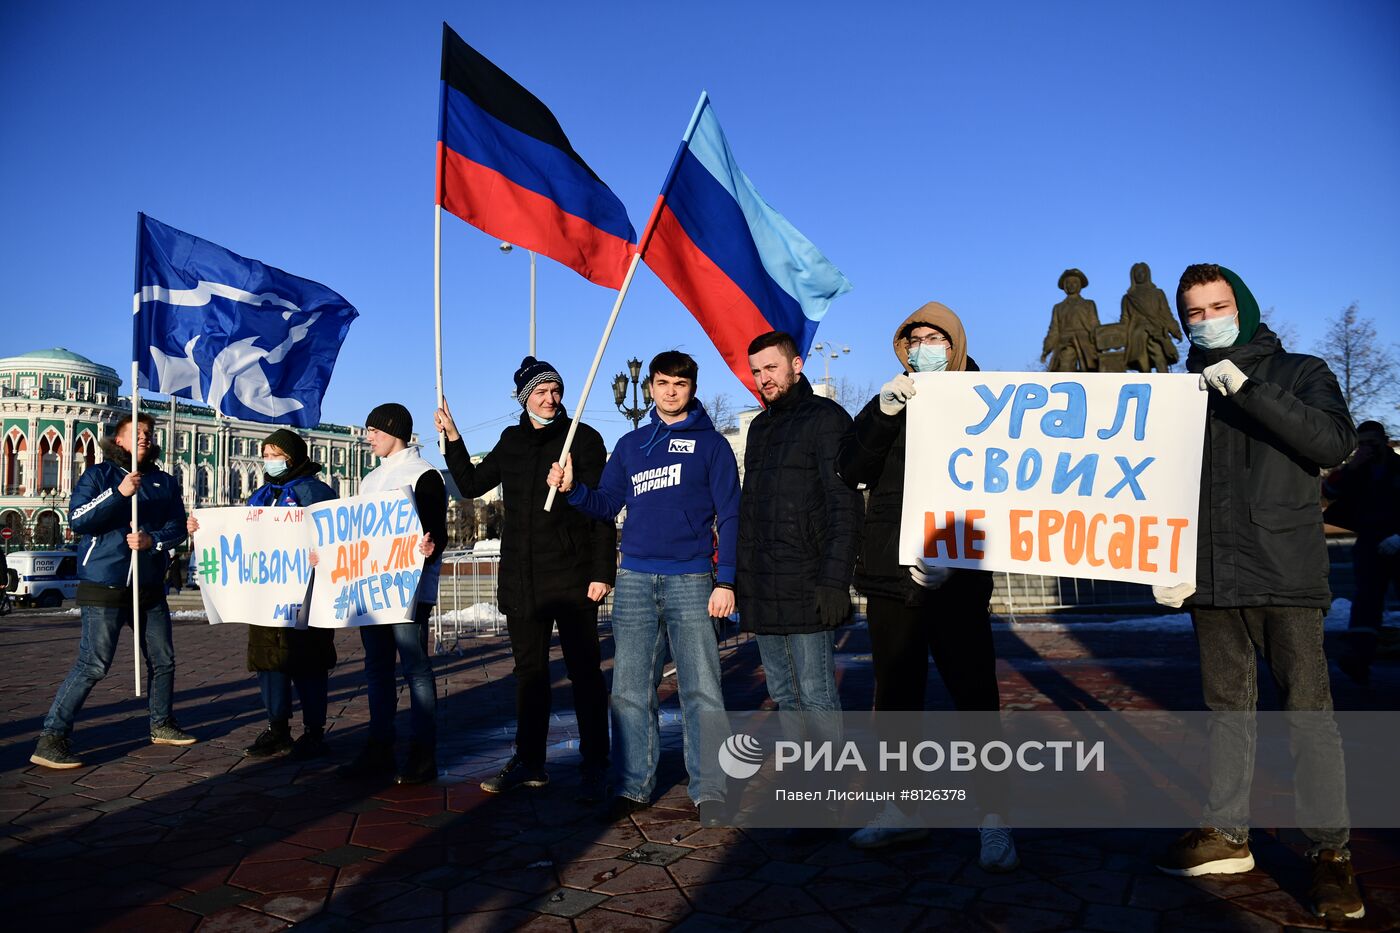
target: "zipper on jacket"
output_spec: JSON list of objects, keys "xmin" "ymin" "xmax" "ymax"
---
[{"xmin": 82, "ymin": 538, "xmax": 98, "ymax": 566}]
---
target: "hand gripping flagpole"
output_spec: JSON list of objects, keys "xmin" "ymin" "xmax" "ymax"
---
[
  {"xmin": 130, "ymin": 213, "xmax": 144, "ymax": 696},
  {"xmin": 543, "ymin": 92, "xmax": 710, "ymax": 513}
]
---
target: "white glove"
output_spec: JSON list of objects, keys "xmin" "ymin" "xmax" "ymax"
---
[
  {"xmin": 1200, "ymin": 360, "xmax": 1248, "ymax": 397},
  {"xmin": 1152, "ymin": 581, "xmax": 1196, "ymax": 608},
  {"xmin": 909, "ymin": 562, "xmax": 951, "ymax": 590},
  {"xmin": 879, "ymin": 374, "xmax": 918, "ymax": 416},
  {"xmin": 1379, "ymin": 534, "xmax": 1400, "ymax": 558}
]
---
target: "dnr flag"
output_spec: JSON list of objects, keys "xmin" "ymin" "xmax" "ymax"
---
[{"xmin": 436, "ymin": 24, "xmax": 636, "ymax": 288}]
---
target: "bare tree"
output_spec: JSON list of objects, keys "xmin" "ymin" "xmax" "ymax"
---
[
  {"xmin": 831, "ymin": 377, "xmax": 875, "ymax": 416},
  {"xmin": 703, "ymin": 392, "xmax": 738, "ymax": 432},
  {"xmin": 1260, "ymin": 305, "xmax": 1302, "ymax": 351},
  {"xmin": 1313, "ymin": 302, "xmax": 1398, "ymax": 422}
]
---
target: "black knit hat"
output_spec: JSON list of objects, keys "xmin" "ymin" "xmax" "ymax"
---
[
  {"xmin": 365, "ymin": 402, "xmax": 413, "ymax": 442},
  {"xmin": 261, "ymin": 428, "xmax": 308, "ymax": 466},
  {"xmin": 513, "ymin": 356, "xmax": 564, "ymax": 407}
]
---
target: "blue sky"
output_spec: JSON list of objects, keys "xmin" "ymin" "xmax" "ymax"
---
[{"xmin": 3, "ymin": 1, "xmax": 1397, "ymax": 460}]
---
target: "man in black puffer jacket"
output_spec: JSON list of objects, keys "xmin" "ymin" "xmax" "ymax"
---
[
  {"xmin": 438, "ymin": 357, "xmax": 617, "ymax": 801},
  {"xmin": 1151, "ymin": 264, "xmax": 1362, "ymax": 922},
  {"xmin": 739, "ymin": 331, "xmax": 862, "ymax": 713}
]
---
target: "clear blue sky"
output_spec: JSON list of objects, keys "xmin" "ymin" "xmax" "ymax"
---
[{"xmin": 3, "ymin": 1, "xmax": 1397, "ymax": 460}]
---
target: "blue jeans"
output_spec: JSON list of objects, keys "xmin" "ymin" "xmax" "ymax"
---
[
  {"xmin": 359, "ymin": 603, "xmax": 437, "ymax": 746},
  {"xmin": 43, "ymin": 601, "xmax": 177, "ymax": 736},
  {"xmin": 756, "ymin": 630, "xmax": 841, "ymax": 711},
  {"xmin": 611, "ymin": 569, "xmax": 726, "ymax": 805},
  {"xmin": 258, "ymin": 669, "xmax": 328, "ymax": 730}
]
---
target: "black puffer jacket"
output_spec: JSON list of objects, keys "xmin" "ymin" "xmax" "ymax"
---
[
  {"xmin": 838, "ymin": 358, "xmax": 992, "ymax": 608},
  {"xmin": 737, "ymin": 375, "xmax": 863, "ymax": 634},
  {"xmin": 1187, "ymin": 324, "xmax": 1355, "ymax": 609},
  {"xmin": 445, "ymin": 413, "xmax": 616, "ymax": 618}
]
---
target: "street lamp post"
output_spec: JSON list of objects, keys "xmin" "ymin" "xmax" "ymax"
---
[
  {"xmin": 499, "ymin": 242, "xmax": 537, "ymax": 356},
  {"xmin": 810, "ymin": 340, "xmax": 851, "ymax": 389},
  {"xmin": 612, "ymin": 358, "xmax": 652, "ymax": 430}
]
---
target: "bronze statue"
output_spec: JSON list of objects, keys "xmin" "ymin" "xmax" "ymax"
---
[
  {"xmin": 1119, "ymin": 262, "xmax": 1182, "ymax": 373},
  {"xmin": 1042, "ymin": 268, "xmax": 1101, "ymax": 372}
]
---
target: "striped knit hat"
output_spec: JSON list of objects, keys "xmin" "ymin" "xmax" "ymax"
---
[{"xmin": 513, "ymin": 356, "xmax": 563, "ymax": 407}]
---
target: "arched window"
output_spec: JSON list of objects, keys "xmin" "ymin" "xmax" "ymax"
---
[
  {"xmin": 197, "ymin": 466, "xmax": 212, "ymax": 502},
  {"xmin": 39, "ymin": 431, "xmax": 62, "ymax": 492},
  {"xmin": 3, "ymin": 431, "xmax": 27, "ymax": 494},
  {"xmin": 228, "ymin": 469, "xmax": 243, "ymax": 501}
]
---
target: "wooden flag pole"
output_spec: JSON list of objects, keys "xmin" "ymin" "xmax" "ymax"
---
[{"xmin": 129, "ymin": 352, "xmax": 143, "ymax": 697}]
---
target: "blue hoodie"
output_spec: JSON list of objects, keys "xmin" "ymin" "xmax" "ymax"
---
[{"xmin": 567, "ymin": 402, "xmax": 740, "ymax": 584}]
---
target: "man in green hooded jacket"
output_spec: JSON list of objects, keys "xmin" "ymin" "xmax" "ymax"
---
[{"xmin": 1151, "ymin": 263, "xmax": 1362, "ymax": 921}]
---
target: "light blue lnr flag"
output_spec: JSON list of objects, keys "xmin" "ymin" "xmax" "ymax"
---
[{"xmin": 133, "ymin": 213, "xmax": 358, "ymax": 427}]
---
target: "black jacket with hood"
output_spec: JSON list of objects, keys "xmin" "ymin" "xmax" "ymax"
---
[
  {"xmin": 737, "ymin": 374, "xmax": 864, "ymax": 635},
  {"xmin": 836, "ymin": 302, "xmax": 994, "ymax": 607},
  {"xmin": 445, "ymin": 412, "xmax": 617, "ymax": 619},
  {"xmin": 1183, "ymin": 269, "xmax": 1355, "ymax": 609}
]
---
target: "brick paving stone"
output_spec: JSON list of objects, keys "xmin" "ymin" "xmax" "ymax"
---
[
  {"xmin": 558, "ymin": 856, "xmax": 632, "ymax": 890},
  {"xmin": 979, "ymin": 877, "xmax": 1086, "ymax": 913},
  {"xmin": 196, "ymin": 906, "xmax": 293, "ymax": 932},
  {"xmin": 573, "ymin": 909, "xmax": 673, "ymax": 932},
  {"xmin": 228, "ymin": 858, "xmax": 336, "ymax": 894},
  {"xmin": 620, "ymin": 841, "xmax": 691, "ymax": 867},
  {"xmin": 247, "ymin": 890, "xmax": 331, "ymax": 924},
  {"xmin": 1081, "ymin": 902, "xmax": 1161, "ymax": 932},
  {"xmin": 740, "ymin": 883, "xmax": 826, "ymax": 920},
  {"xmin": 666, "ymin": 854, "xmax": 752, "ymax": 886},
  {"xmin": 595, "ymin": 888, "xmax": 693, "ymax": 922},
  {"xmin": 1159, "ymin": 900, "xmax": 1286, "ymax": 932},
  {"xmin": 307, "ymin": 843, "xmax": 380, "ymax": 867},
  {"xmin": 445, "ymin": 907, "xmax": 536, "ymax": 932},
  {"xmin": 964, "ymin": 900, "xmax": 1077, "ymax": 932},
  {"xmin": 835, "ymin": 902, "xmax": 928, "ymax": 932},
  {"xmin": 172, "ymin": 883, "xmax": 259, "ymax": 915},
  {"xmin": 525, "ymin": 887, "xmax": 607, "ymax": 918}
]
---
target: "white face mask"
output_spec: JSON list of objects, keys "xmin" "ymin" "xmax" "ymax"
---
[
  {"xmin": 1188, "ymin": 315, "xmax": 1239, "ymax": 349},
  {"xmin": 264, "ymin": 458, "xmax": 289, "ymax": 477},
  {"xmin": 527, "ymin": 411, "xmax": 555, "ymax": 426},
  {"xmin": 908, "ymin": 345, "xmax": 948, "ymax": 373}
]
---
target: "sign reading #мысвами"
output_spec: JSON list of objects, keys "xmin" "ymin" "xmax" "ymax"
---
[
  {"xmin": 898, "ymin": 373, "xmax": 1207, "ymax": 586},
  {"xmin": 193, "ymin": 506, "xmax": 314, "ymax": 627}
]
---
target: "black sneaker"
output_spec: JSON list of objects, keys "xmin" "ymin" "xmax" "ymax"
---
[
  {"xmin": 336, "ymin": 741, "xmax": 396, "ymax": 780},
  {"xmin": 150, "ymin": 719, "xmax": 197, "ymax": 746},
  {"xmin": 1311, "ymin": 849, "xmax": 1365, "ymax": 920},
  {"xmin": 31, "ymin": 734, "xmax": 82, "ymax": 770},
  {"xmin": 698, "ymin": 799, "xmax": 726, "ymax": 828},
  {"xmin": 288, "ymin": 729, "xmax": 330, "ymax": 761},
  {"xmin": 481, "ymin": 754, "xmax": 548, "ymax": 794},
  {"xmin": 605, "ymin": 795, "xmax": 649, "ymax": 823},
  {"xmin": 396, "ymin": 742, "xmax": 438, "ymax": 785},
  {"xmin": 244, "ymin": 724, "xmax": 294, "ymax": 758},
  {"xmin": 575, "ymin": 763, "xmax": 608, "ymax": 804},
  {"xmin": 1155, "ymin": 828, "xmax": 1255, "ymax": 876}
]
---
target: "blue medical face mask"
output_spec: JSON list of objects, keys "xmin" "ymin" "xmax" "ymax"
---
[
  {"xmin": 264, "ymin": 458, "xmax": 289, "ymax": 477},
  {"xmin": 1188, "ymin": 315, "xmax": 1239, "ymax": 349},
  {"xmin": 908, "ymin": 345, "xmax": 948, "ymax": 373},
  {"xmin": 527, "ymin": 411, "xmax": 555, "ymax": 426}
]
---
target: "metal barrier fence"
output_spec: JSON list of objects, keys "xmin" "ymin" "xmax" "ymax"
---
[{"xmin": 429, "ymin": 551, "xmax": 614, "ymax": 654}]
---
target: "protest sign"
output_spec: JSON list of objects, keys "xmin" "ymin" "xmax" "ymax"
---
[
  {"xmin": 192, "ymin": 506, "xmax": 313, "ymax": 627},
  {"xmin": 898, "ymin": 373, "xmax": 1207, "ymax": 586},
  {"xmin": 305, "ymin": 487, "xmax": 424, "ymax": 628}
]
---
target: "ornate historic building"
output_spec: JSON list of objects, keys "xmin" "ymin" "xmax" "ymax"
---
[{"xmin": 0, "ymin": 348, "xmax": 387, "ymax": 549}]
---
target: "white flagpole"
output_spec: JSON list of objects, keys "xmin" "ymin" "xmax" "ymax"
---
[
  {"xmin": 435, "ymin": 204, "xmax": 446, "ymax": 454},
  {"xmin": 529, "ymin": 250, "xmax": 537, "ymax": 357},
  {"xmin": 129, "ymin": 347, "xmax": 143, "ymax": 697},
  {"xmin": 542, "ymin": 252, "xmax": 643, "ymax": 512},
  {"xmin": 543, "ymin": 91, "xmax": 710, "ymax": 513}
]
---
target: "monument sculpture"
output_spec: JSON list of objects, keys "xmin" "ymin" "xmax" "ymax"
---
[
  {"xmin": 1041, "ymin": 263, "xmax": 1183, "ymax": 373},
  {"xmin": 1041, "ymin": 268, "xmax": 1100, "ymax": 372}
]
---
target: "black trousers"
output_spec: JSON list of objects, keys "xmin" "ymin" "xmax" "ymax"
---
[
  {"xmin": 506, "ymin": 600, "xmax": 609, "ymax": 770},
  {"xmin": 866, "ymin": 583, "xmax": 999, "ymax": 712}
]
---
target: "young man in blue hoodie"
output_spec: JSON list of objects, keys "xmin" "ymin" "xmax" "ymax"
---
[{"xmin": 548, "ymin": 351, "xmax": 739, "ymax": 827}]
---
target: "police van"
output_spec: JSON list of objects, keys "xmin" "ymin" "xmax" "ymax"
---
[{"xmin": 7, "ymin": 549, "xmax": 80, "ymax": 608}]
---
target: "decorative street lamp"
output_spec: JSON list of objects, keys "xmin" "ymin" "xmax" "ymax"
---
[
  {"xmin": 810, "ymin": 339, "xmax": 851, "ymax": 388},
  {"xmin": 612, "ymin": 358, "xmax": 652, "ymax": 430}
]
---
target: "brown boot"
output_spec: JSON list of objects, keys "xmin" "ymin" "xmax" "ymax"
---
[
  {"xmin": 1155, "ymin": 828, "xmax": 1254, "ymax": 876},
  {"xmin": 1310, "ymin": 849, "xmax": 1365, "ymax": 920}
]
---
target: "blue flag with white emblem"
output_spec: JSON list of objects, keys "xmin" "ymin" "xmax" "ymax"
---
[{"xmin": 133, "ymin": 213, "xmax": 358, "ymax": 427}]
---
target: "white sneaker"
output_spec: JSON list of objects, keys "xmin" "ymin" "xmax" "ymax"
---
[
  {"xmin": 979, "ymin": 813, "xmax": 1019, "ymax": 872},
  {"xmin": 848, "ymin": 802, "xmax": 930, "ymax": 850}
]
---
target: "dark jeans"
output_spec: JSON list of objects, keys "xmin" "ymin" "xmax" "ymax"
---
[
  {"xmin": 867, "ymin": 588, "xmax": 1007, "ymax": 816},
  {"xmin": 1192, "ymin": 606, "xmax": 1349, "ymax": 853},
  {"xmin": 360, "ymin": 603, "xmax": 437, "ymax": 747},
  {"xmin": 506, "ymin": 600, "xmax": 609, "ymax": 770},
  {"xmin": 43, "ymin": 601, "xmax": 176, "ymax": 736},
  {"xmin": 1350, "ymin": 540, "xmax": 1400, "ymax": 633},
  {"xmin": 258, "ymin": 669, "xmax": 328, "ymax": 731}
]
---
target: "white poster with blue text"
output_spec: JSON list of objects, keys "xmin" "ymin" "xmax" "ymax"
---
[
  {"xmin": 192, "ymin": 506, "xmax": 314, "ymax": 627},
  {"xmin": 305, "ymin": 488, "xmax": 424, "ymax": 628},
  {"xmin": 898, "ymin": 373, "xmax": 1207, "ymax": 586}
]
